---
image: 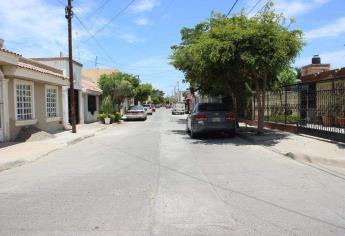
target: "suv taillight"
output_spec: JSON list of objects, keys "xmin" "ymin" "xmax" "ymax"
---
[
  {"xmin": 225, "ymin": 112, "xmax": 236, "ymax": 121},
  {"xmin": 194, "ymin": 114, "xmax": 207, "ymax": 120}
]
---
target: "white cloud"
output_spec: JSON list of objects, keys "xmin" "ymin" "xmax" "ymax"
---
[
  {"xmin": 130, "ymin": 0, "xmax": 160, "ymax": 14},
  {"xmin": 0, "ymin": 0, "xmax": 66, "ymax": 56},
  {"xmin": 273, "ymin": 0, "xmax": 330, "ymax": 17},
  {"xmin": 295, "ymin": 50, "xmax": 345, "ymax": 69},
  {"xmin": 0, "ymin": 0, "xmax": 107, "ymax": 64},
  {"xmin": 305, "ymin": 17, "xmax": 345, "ymax": 40},
  {"xmin": 134, "ymin": 17, "xmax": 150, "ymax": 26}
]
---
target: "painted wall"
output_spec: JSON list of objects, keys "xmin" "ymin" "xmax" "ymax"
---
[
  {"xmin": 7, "ymin": 78, "xmax": 64, "ymax": 140},
  {"xmin": 83, "ymin": 93, "xmax": 99, "ymax": 123}
]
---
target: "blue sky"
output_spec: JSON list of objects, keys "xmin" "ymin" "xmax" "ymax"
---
[{"xmin": 1, "ymin": 0, "xmax": 345, "ymax": 95}]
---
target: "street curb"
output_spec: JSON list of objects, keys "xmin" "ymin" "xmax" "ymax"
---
[
  {"xmin": 237, "ymin": 131, "xmax": 345, "ymax": 169},
  {"xmin": 285, "ymin": 152, "xmax": 345, "ymax": 168}
]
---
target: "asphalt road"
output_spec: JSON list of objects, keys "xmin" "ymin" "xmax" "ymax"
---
[{"xmin": 1, "ymin": 109, "xmax": 345, "ymax": 236}]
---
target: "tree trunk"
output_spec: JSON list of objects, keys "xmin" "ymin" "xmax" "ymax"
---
[{"xmin": 255, "ymin": 78, "xmax": 266, "ymax": 135}]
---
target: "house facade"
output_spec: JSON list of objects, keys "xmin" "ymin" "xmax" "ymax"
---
[
  {"xmin": 82, "ymin": 68, "xmax": 131, "ymax": 115},
  {"xmin": 81, "ymin": 76, "xmax": 102, "ymax": 123},
  {"xmin": 0, "ymin": 42, "xmax": 69, "ymax": 142},
  {"xmin": 31, "ymin": 57, "xmax": 85, "ymax": 127}
]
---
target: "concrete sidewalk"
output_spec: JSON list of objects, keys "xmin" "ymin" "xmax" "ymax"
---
[
  {"xmin": 237, "ymin": 123, "xmax": 345, "ymax": 168},
  {"xmin": 0, "ymin": 122, "xmax": 118, "ymax": 171}
]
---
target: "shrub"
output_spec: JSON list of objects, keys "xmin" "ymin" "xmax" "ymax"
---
[
  {"xmin": 98, "ymin": 113, "xmax": 106, "ymax": 122},
  {"xmin": 101, "ymin": 96, "xmax": 114, "ymax": 117},
  {"xmin": 113, "ymin": 112, "xmax": 122, "ymax": 122},
  {"xmin": 108, "ymin": 114, "xmax": 116, "ymax": 122}
]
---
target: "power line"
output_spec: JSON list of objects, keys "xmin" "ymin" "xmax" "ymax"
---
[
  {"xmin": 55, "ymin": 0, "xmax": 65, "ymax": 6},
  {"xmin": 254, "ymin": 0, "xmax": 271, "ymax": 16},
  {"xmin": 74, "ymin": 14, "xmax": 118, "ymax": 66},
  {"xmin": 247, "ymin": 0, "xmax": 263, "ymax": 16},
  {"xmin": 84, "ymin": 0, "xmax": 137, "ymax": 43},
  {"xmin": 226, "ymin": 0, "xmax": 240, "ymax": 17},
  {"xmin": 85, "ymin": 0, "xmax": 112, "ymax": 19}
]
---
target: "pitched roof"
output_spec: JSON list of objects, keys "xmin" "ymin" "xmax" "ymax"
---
[
  {"xmin": 31, "ymin": 57, "xmax": 83, "ymax": 67},
  {"xmin": 0, "ymin": 48, "xmax": 21, "ymax": 57},
  {"xmin": 300, "ymin": 67, "xmax": 345, "ymax": 83},
  {"xmin": 17, "ymin": 61, "xmax": 68, "ymax": 80},
  {"xmin": 81, "ymin": 76, "xmax": 102, "ymax": 93}
]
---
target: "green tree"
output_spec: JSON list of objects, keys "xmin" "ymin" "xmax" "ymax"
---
[
  {"xmin": 135, "ymin": 83, "xmax": 153, "ymax": 104},
  {"xmin": 170, "ymin": 8, "xmax": 304, "ymax": 134},
  {"xmin": 151, "ymin": 89, "xmax": 165, "ymax": 104},
  {"xmin": 99, "ymin": 72, "xmax": 137, "ymax": 110}
]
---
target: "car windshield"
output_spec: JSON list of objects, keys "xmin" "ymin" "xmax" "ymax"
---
[
  {"xmin": 142, "ymin": 105, "xmax": 150, "ymax": 107},
  {"xmin": 198, "ymin": 103, "xmax": 228, "ymax": 112},
  {"xmin": 129, "ymin": 106, "xmax": 143, "ymax": 110}
]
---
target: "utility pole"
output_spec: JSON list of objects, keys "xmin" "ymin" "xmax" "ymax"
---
[{"xmin": 66, "ymin": 0, "xmax": 77, "ymax": 133}]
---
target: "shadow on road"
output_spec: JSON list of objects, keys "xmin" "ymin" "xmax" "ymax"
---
[{"xmin": 168, "ymin": 127, "xmax": 290, "ymax": 147}]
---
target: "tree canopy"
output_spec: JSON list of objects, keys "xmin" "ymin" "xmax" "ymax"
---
[
  {"xmin": 170, "ymin": 7, "xmax": 304, "ymax": 134},
  {"xmin": 135, "ymin": 83, "xmax": 153, "ymax": 104}
]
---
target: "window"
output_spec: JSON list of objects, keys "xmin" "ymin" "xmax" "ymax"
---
[
  {"xmin": 46, "ymin": 86, "xmax": 58, "ymax": 118},
  {"xmin": 15, "ymin": 81, "xmax": 34, "ymax": 121}
]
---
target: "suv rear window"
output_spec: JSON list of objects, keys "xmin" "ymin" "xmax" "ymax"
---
[
  {"xmin": 198, "ymin": 103, "xmax": 228, "ymax": 112},
  {"xmin": 129, "ymin": 106, "xmax": 143, "ymax": 110}
]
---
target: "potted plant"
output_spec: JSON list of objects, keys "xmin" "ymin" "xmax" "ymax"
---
[
  {"xmin": 337, "ymin": 112, "xmax": 345, "ymax": 127},
  {"xmin": 322, "ymin": 114, "xmax": 334, "ymax": 127},
  {"xmin": 100, "ymin": 96, "xmax": 114, "ymax": 125}
]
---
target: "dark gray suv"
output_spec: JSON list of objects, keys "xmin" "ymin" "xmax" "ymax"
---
[{"xmin": 186, "ymin": 103, "xmax": 236, "ymax": 138}]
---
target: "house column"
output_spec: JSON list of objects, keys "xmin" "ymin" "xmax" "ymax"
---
[
  {"xmin": 78, "ymin": 90, "xmax": 84, "ymax": 124},
  {"xmin": 1, "ymin": 76, "xmax": 10, "ymax": 141},
  {"xmin": 62, "ymin": 86, "xmax": 70, "ymax": 128}
]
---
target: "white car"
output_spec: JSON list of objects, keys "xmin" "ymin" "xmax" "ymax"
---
[
  {"xmin": 142, "ymin": 104, "xmax": 153, "ymax": 115},
  {"xmin": 172, "ymin": 102, "xmax": 185, "ymax": 115}
]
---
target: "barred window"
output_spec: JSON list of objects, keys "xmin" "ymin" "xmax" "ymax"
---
[
  {"xmin": 46, "ymin": 86, "xmax": 58, "ymax": 118},
  {"xmin": 16, "ymin": 83, "xmax": 33, "ymax": 120}
]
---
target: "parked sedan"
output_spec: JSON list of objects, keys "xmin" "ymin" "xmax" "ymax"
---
[
  {"xmin": 186, "ymin": 103, "xmax": 236, "ymax": 138},
  {"xmin": 142, "ymin": 104, "xmax": 153, "ymax": 115},
  {"xmin": 122, "ymin": 105, "xmax": 147, "ymax": 121}
]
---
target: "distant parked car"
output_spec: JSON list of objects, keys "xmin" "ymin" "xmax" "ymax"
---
[
  {"xmin": 172, "ymin": 102, "xmax": 185, "ymax": 115},
  {"xmin": 122, "ymin": 105, "xmax": 147, "ymax": 121},
  {"xmin": 165, "ymin": 104, "xmax": 172, "ymax": 109},
  {"xmin": 142, "ymin": 104, "xmax": 153, "ymax": 115},
  {"xmin": 151, "ymin": 105, "xmax": 156, "ymax": 112},
  {"xmin": 186, "ymin": 103, "xmax": 236, "ymax": 138}
]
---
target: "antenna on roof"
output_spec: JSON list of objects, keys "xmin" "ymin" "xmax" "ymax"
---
[
  {"xmin": 95, "ymin": 56, "xmax": 98, "ymax": 69},
  {"xmin": 75, "ymin": 31, "xmax": 81, "ymax": 63}
]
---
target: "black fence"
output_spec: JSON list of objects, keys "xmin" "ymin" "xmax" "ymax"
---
[{"xmin": 249, "ymin": 78, "xmax": 345, "ymax": 142}]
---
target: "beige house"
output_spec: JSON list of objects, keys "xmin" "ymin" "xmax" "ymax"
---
[
  {"xmin": 82, "ymin": 68, "xmax": 133, "ymax": 114},
  {"xmin": 30, "ymin": 57, "xmax": 85, "ymax": 127},
  {"xmin": 0, "ymin": 42, "xmax": 69, "ymax": 142}
]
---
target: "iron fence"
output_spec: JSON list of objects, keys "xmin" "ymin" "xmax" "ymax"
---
[{"xmin": 248, "ymin": 78, "xmax": 345, "ymax": 142}]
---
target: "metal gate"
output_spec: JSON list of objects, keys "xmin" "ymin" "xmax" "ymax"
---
[
  {"xmin": 250, "ymin": 78, "xmax": 345, "ymax": 142},
  {"xmin": 297, "ymin": 80, "xmax": 345, "ymax": 142}
]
